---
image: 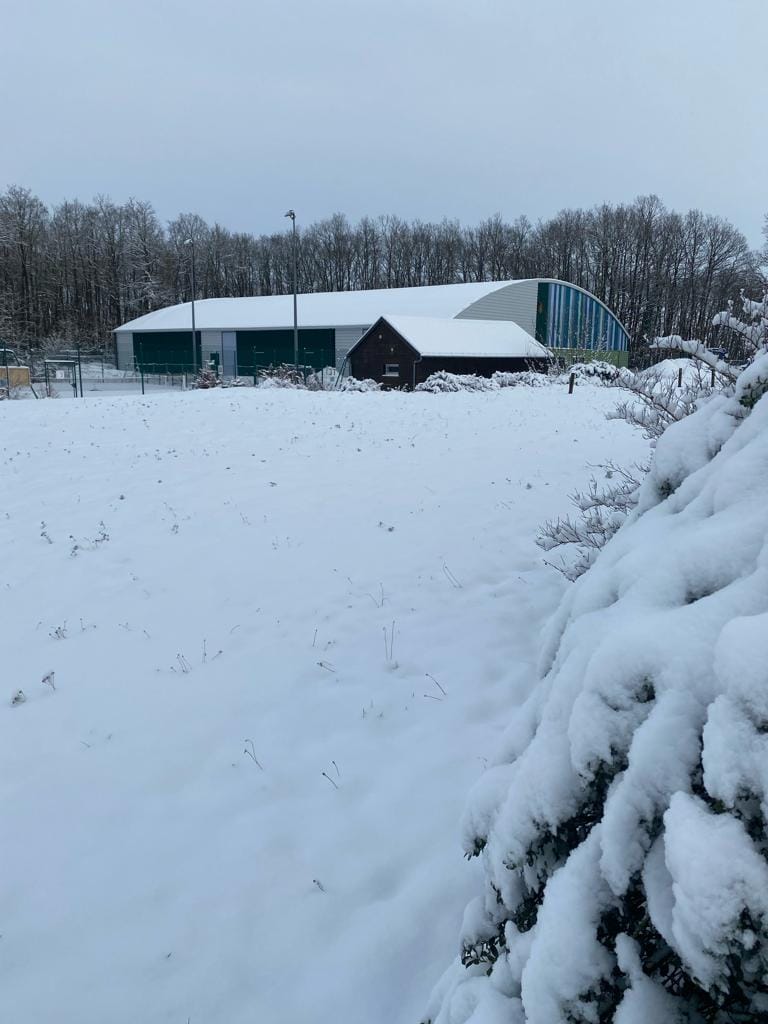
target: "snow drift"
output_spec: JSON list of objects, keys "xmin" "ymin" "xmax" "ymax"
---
[{"xmin": 0, "ymin": 384, "xmax": 648, "ymax": 1024}]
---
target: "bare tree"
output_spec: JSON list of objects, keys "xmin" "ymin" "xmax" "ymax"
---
[{"xmin": 0, "ymin": 186, "xmax": 762, "ymax": 361}]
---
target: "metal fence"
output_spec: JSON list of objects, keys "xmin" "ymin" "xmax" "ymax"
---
[{"xmin": 37, "ymin": 363, "xmax": 210, "ymax": 398}]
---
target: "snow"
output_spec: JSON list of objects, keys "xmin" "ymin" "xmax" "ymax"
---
[
  {"xmin": 649, "ymin": 342, "xmax": 734, "ymax": 377},
  {"xmin": 613, "ymin": 934, "xmax": 684, "ymax": 1024},
  {"xmin": 599, "ymin": 688, "xmax": 705, "ymax": 895},
  {"xmin": 703, "ymin": 613, "xmax": 768, "ymax": 811},
  {"xmin": 664, "ymin": 793, "xmax": 768, "ymax": 991},
  {"xmin": 115, "ymin": 280, "xmax": 519, "ymax": 333},
  {"xmin": 520, "ymin": 827, "xmax": 615, "ymax": 1024},
  {"xmin": 0, "ymin": 383, "xmax": 646, "ymax": 1023},
  {"xmin": 645, "ymin": 356, "xmax": 707, "ymax": 384},
  {"xmin": 366, "ymin": 316, "xmax": 549, "ymax": 359}
]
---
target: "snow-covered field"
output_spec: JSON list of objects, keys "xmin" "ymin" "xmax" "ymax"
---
[{"xmin": 0, "ymin": 384, "xmax": 647, "ymax": 1024}]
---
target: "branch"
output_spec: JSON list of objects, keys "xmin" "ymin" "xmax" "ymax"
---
[{"xmin": 536, "ymin": 462, "xmax": 646, "ymax": 579}]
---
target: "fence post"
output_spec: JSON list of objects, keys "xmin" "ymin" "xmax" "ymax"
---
[
  {"xmin": 678, "ymin": 367, "xmax": 683, "ymax": 387},
  {"xmin": 711, "ymin": 367, "xmax": 716, "ymax": 387},
  {"xmin": 568, "ymin": 372, "xmax": 575, "ymax": 395},
  {"xmin": 76, "ymin": 342, "xmax": 84, "ymax": 398}
]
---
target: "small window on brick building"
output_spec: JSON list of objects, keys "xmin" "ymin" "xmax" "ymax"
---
[{"xmin": 384, "ymin": 363, "xmax": 400, "ymax": 377}]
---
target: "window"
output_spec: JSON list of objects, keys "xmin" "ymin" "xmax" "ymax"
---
[{"xmin": 384, "ymin": 363, "xmax": 400, "ymax": 377}]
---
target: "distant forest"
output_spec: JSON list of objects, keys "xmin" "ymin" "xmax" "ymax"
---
[{"xmin": 0, "ymin": 185, "xmax": 764, "ymax": 355}]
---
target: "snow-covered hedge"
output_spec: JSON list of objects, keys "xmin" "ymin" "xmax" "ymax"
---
[
  {"xmin": 414, "ymin": 364, "xmax": 617, "ymax": 394},
  {"xmin": 339, "ymin": 376, "xmax": 381, "ymax": 392},
  {"xmin": 565, "ymin": 360, "xmax": 621, "ymax": 383},
  {"xmin": 425, "ymin": 355, "xmax": 768, "ymax": 1024},
  {"xmin": 494, "ymin": 371, "xmax": 552, "ymax": 388},
  {"xmin": 415, "ymin": 370, "xmax": 551, "ymax": 393},
  {"xmin": 415, "ymin": 372, "xmax": 497, "ymax": 393}
]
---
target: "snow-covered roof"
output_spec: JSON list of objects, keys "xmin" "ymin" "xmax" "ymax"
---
[
  {"xmin": 114, "ymin": 281, "xmax": 519, "ymax": 333},
  {"xmin": 367, "ymin": 315, "xmax": 550, "ymax": 359}
]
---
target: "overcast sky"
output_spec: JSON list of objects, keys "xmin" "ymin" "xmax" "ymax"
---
[{"xmin": 2, "ymin": 0, "xmax": 765, "ymax": 246}]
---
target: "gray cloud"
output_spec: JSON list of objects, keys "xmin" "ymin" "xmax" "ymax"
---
[{"xmin": 2, "ymin": 0, "xmax": 765, "ymax": 245}]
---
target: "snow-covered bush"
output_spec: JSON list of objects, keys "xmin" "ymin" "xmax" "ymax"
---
[
  {"xmin": 564, "ymin": 360, "xmax": 621, "ymax": 383},
  {"xmin": 493, "ymin": 371, "xmax": 551, "ymax": 388},
  {"xmin": 415, "ymin": 370, "xmax": 552, "ymax": 393},
  {"xmin": 257, "ymin": 365, "xmax": 309, "ymax": 389},
  {"xmin": 415, "ymin": 371, "xmax": 497, "ymax": 393},
  {"xmin": 424, "ymin": 354, "xmax": 768, "ymax": 1024},
  {"xmin": 412, "ymin": 364, "xmax": 617, "ymax": 396},
  {"xmin": 193, "ymin": 367, "xmax": 222, "ymax": 389},
  {"xmin": 339, "ymin": 376, "xmax": 381, "ymax": 392}
]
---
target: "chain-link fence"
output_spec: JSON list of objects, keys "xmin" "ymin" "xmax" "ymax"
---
[{"xmin": 33, "ymin": 360, "xmax": 190, "ymax": 398}]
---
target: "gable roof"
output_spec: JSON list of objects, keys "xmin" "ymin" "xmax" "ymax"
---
[
  {"xmin": 358, "ymin": 315, "xmax": 550, "ymax": 359},
  {"xmin": 114, "ymin": 280, "xmax": 518, "ymax": 333}
]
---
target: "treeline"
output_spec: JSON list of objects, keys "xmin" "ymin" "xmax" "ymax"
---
[{"xmin": 0, "ymin": 185, "xmax": 763, "ymax": 354}]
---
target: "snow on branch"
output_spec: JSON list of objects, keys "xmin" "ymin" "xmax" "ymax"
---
[
  {"xmin": 711, "ymin": 290, "xmax": 768, "ymax": 354},
  {"xmin": 607, "ymin": 366, "xmax": 709, "ymax": 440}
]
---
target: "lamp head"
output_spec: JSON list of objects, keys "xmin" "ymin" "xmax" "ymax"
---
[{"xmin": 284, "ymin": 210, "xmax": 295, "ymax": 221}]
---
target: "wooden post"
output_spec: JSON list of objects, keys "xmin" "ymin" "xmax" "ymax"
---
[
  {"xmin": 711, "ymin": 367, "xmax": 716, "ymax": 387},
  {"xmin": 568, "ymin": 372, "xmax": 575, "ymax": 395},
  {"xmin": 678, "ymin": 367, "xmax": 683, "ymax": 387}
]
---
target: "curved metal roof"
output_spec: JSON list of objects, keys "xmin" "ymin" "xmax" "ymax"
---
[
  {"xmin": 114, "ymin": 278, "xmax": 629, "ymax": 339},
  {"xmin": 115, "ymin": 280, "xmax": 514, "ymax": 333}
]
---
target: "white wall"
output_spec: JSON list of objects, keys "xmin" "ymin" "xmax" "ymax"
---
[
  {"xmin": 115, "ymin": 331, "xmax": 133, "ymax": 370},
  {"xmin": 200, "ymin": 330, "xmax": 223, "ymax": 371},
  {"xmin": 221, "ymin": 331, "xmax": 237, "ymax": 376},
  {"xmin": 335, "ymin": 325, "xmax": 369, "ymax": 370}
]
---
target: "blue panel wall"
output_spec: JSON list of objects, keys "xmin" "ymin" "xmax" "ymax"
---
[{"xmin": 544, "ymin": 284, "xmax": 628, "ymax": 352}]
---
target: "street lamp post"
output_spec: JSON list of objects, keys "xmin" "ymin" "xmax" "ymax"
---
[
  {"xmin": 284, "ymin": 210, "xmax": 298, "ymax": 372},
  {"xmin": 184, "ymin": 237, "xmax": 197, "ymax": 374}
]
